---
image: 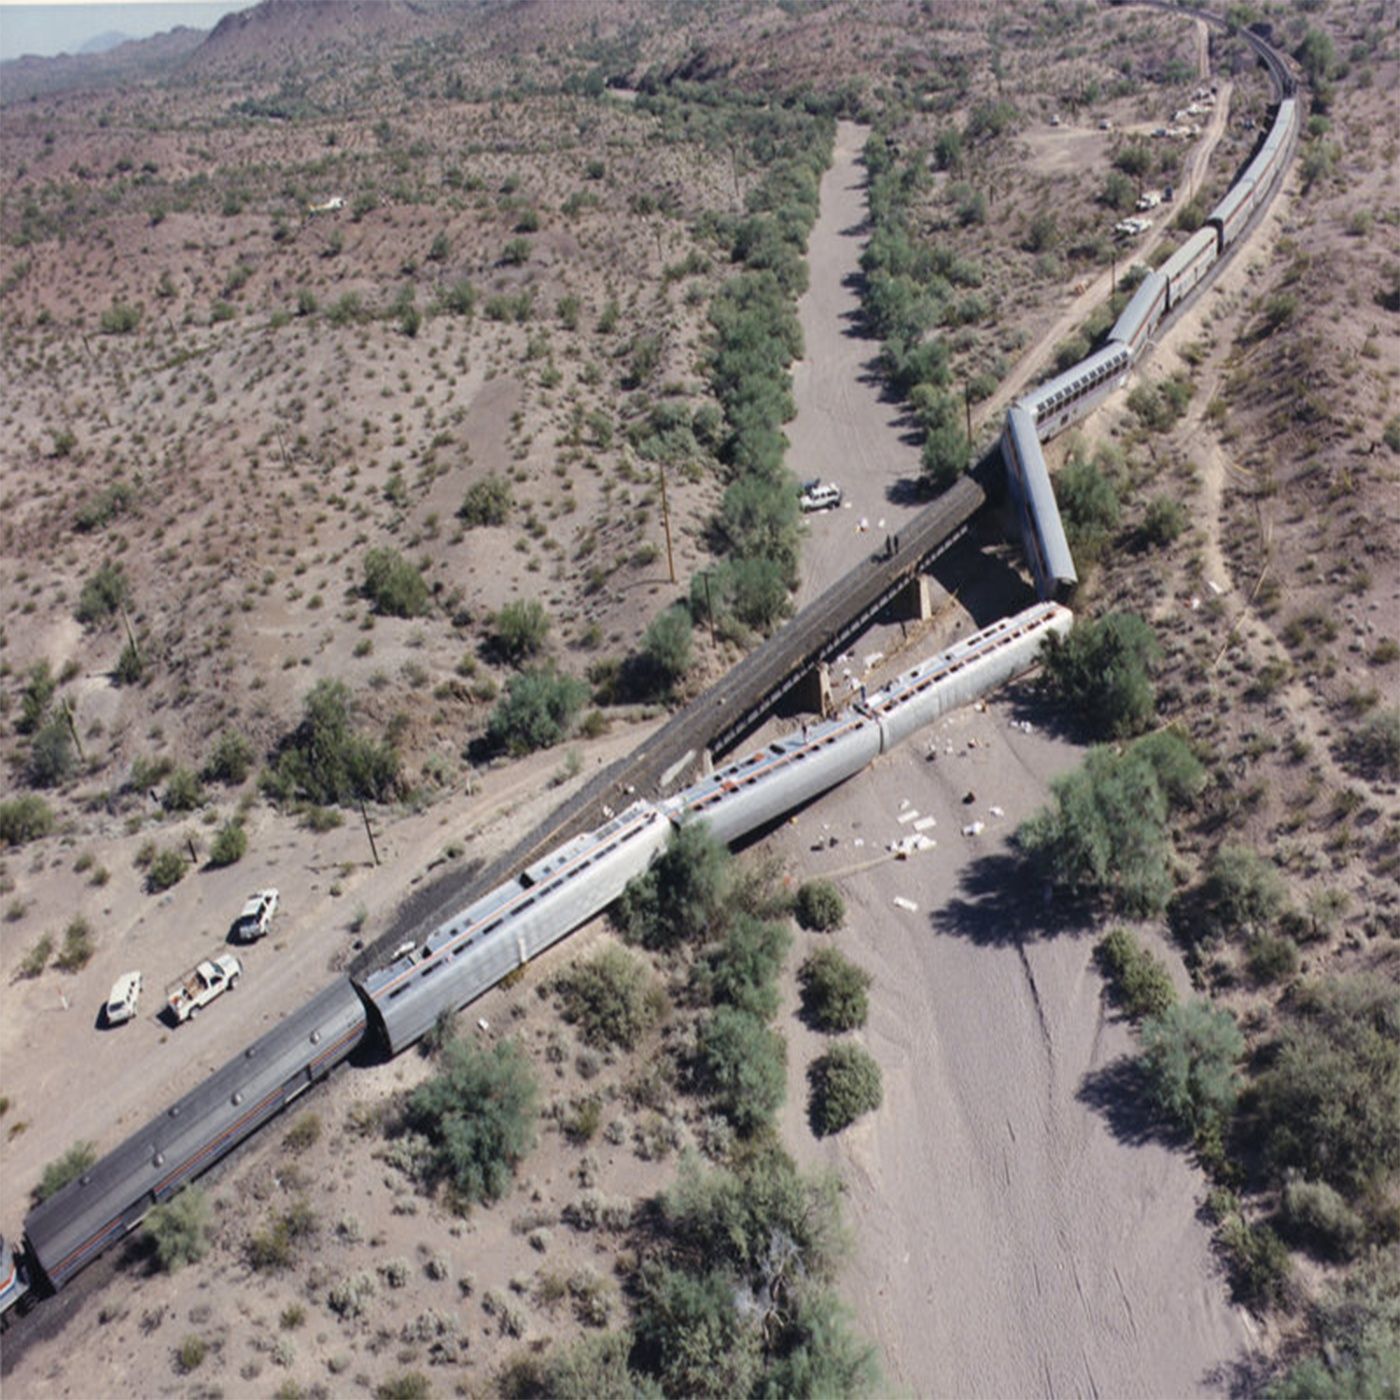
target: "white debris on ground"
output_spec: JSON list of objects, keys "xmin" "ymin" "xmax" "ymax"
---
[
  {"xmin": 897, "ymin": 808, "xmax": 921, "ymax": 824},
  {"xmin": 989, "ymin": 805, "xmax": 1005, "ymax": 818},
  {"xmin": 962, "ymin": 820, "xmax": 985, "ymax": 837},
  {"xmin": 890, "ymin": 834, "xmax": 936, "ymax": 859},
  {"xmin": 892, "ymin": 896, "xmax": 919, "ymax": 913},
  {"xmin": 913, "ymin": 816, "xmax": 936, "ymax": 832}
]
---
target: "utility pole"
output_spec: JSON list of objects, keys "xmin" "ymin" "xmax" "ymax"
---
[
  {"xmin": 701, "ymin": 571, "xmax": 716, "ymax": 643},
  {"xmin": 61, "ymin": 697, "xmax": 85, "ymax": 763},
  {"xmin": 119, "ymin": 603, "xmax": 142, "ymax": 671},
  {"xmin": 964, "ymin": 381, "xmax": 974, "ymax": 448},
  {"xmin": 359, "ymin": 798, "xmax": 381, "ymax": 866},
  {"xmin": 657, "ymin": 462, "xmax": 676, "ymax": 584}
]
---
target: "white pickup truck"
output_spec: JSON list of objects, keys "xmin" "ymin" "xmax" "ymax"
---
[
  {"xmin": 167, "ymin": 955, "xmax": 241, "ymax": 1024},
  {"xmin": 232, "ymin": 888, "xmax": 279, "ymax": 942}
]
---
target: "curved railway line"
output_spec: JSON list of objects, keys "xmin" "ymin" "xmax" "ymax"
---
[{"xmin": 0, "ymin": 1, "xmax": 1302, "ymax": 1349}]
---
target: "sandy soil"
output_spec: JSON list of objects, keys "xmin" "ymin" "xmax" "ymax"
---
[{"xmin": 767, "ymin": 693, "xmax": 1257, "ymax": 1396}]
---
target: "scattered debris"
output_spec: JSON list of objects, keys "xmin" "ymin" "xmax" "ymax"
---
[
  {"xmin": 962, "ymin": 791, "xmax": 976, "ymax": 805},
  {"xmin": 989, "ymin": 806, "xmax": 1005, "ymax": 819},
  {"xmin": 892, "ymin": 896, "xmax": 919, "ymax": 913},
  {"xmin": 961, "ymin": 821, "xmax": 985, "ymax": 837},
  {"xmin": 897, "ymin": 809, "xmax": 921, "ymax": 825},
  {"xmin": 913, "ymin": 817, "xmax": 936, "ymax": 832}
]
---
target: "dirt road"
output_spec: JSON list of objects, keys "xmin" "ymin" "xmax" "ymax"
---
[{"xmin": 789, "ymin": 120, "xmax": 930, "ymax": 611}]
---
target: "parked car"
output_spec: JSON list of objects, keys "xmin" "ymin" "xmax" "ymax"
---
[
  {"xmin": 232, "ymin": 889, "xmax": 279, "ymax": 942},
  {"xmin": 800, "ymin": 482, "xmax": 842, "ymax": 512},
  {"xmin": 105, "ymin": 972, "xmax": 142, "ymax": 1027}
]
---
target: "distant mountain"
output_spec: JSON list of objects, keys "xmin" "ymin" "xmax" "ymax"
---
[
  {"xmin": 0, "ymin": 25, "xmax": 206, "ymax": 102},
  {"xmin": 77, "ymin": 30, "xmax": 133, "ymax": 56}
]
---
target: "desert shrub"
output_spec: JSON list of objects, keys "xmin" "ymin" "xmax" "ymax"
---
[
  {"xmin": 161, "ymin": 767, "xmax": 204, "ymax": 813},
  {"xmin": 35, "ymin": 1140, "xmax": 97, "ymax": 1203},
  {"xmin": 175, "ymin": 1335, "xmax": 207, "ymax": 1373},
  {"xmin": 1040, "ymin": 613, "xmax": 1160, "ymax": 738},
  {"xmin": 637, "ymin": 606, "xmax": 693, "ymax": 695},
  {"xmin": 0, "ymin": 795, "xmax": 54, "ymax": 846},
  {"xmin": 283, "ymin": 1112, "xmax": 322, "ymax": 1154},
  {"xmin": 634, "ymin": 1264, "xmax": 763, "ymax": 1398},
  {"xmin": 763, "ymin": 1286, "xmax": 881, "ymax": 1398},
  {"xmin": 328, "ymin": 1270, "xmax": 377, "ymax": 1318},
  {"xmin": 1199, "ymin": 846, "xmax": 1289, "ymax": 940},
  {"xmin": 54, "ymin": 916, "xmax": 94, "ymax": 971},
  {"xmin": 1278, "ymin": 1177, "xmax": 1365, "ymax": 1261},
  {"xmin": 273, "ymin": 679, "xmax": 400, "ymax": 805},
  {"xmin": 247, "ymin": 1198, "xmax": 317, "ymax": 1272},
  {"xmin": 499, "ymin": 1332, "xmax": 638, "ymax": 1400},
  {"xmin": 698, "ymin": 913, "xmax": 791, "ymax": 1020},
  {"xmin": 798, "ymin": 947, "xmax": 872, "ymax": 1032},
  {"xmin": 28, "ymin": 717, "xmax": 76, "ymax": 788},
  {"xmin": 1095, "ymin": 928, "xmax": 1177, "ymax": 1021},
  {"xmin": 1139, "ymin": 1000, "xmax": 1244, "ymax": 1142},
  {"xmin": 405, "ymin": 1037, "xmax": 539, "ymax": 1207},
  {"xmin": 1142, "ymin": 495, "xmax": 1188, "ymax": 547},
  {"xmin": 1216, "ymin": 1211, "xmax": 1293, "ymax": 1313},
  {"xmin": 144, "ymin": 1187, "xmax": 211, "ymax": 1271},
  {"xmin": 615, "ymin": 823, "xmax": 731, "ymax": 950},
  {"xmin": 1018, "ymin": 731, "xmax": 1204, "ymax": 916},
  {"xmin": 491, "ymin": 599, "xmax": 550, "ymax": 663},
  {"xmin": 19, "ymin": 933, "xmax": 52, "ymax": 978},
  {"xmin": 696, "ymin": 1006, "xmax": 786, "ymax": 1134},
  {"xmin": 794, "ymin": 879, "xmax": 844, "ymax": 931},
  {"xmin": 1269, "ymin": 1253, "xmax": 1399, "ymax": 1399},
  {"xmin": 207, "ymin": 821, "xmax": 247, "ymax": 868},
  {"xmin": 376, "ymin": 1375, "xmax": 431, "ymax": 1400},
  {"xmin": 485, "ymin": 668, "xmax": 588, "ymax": 756},
  {"xmin": 99, "ymin": 301, "xmax": 141, "ymax": 334},
  {"xmin": 1250, "ymin": 976, "xmax": 1400, "ymax": 1196},
  {"xmin": 556, "ymin": 946, "xmax": 666, "ymax": 1050},
  {"xmin": 362, "ymin": 547, "xmax": 429, "ymax": 618},
  {"xmin": 1342, "ymin": 707, "xmax": 1400, "ymax": 781},
  {"xmin": 458, "ymin": 475, "xmax": 511, "ymax": 526},
  {"xmin": 1056, "ymin": 450, "xmax": 1120, "ymax": 561},
  {"xmin": 808, "ymin": 1042, "xmax": 883, "ymax": 1136},
  {"xmin": 1247, "ymin": 933, "xmax": 1299, "ymax": 985},
  {"xmin": 146, "ymin": 848, "xmax": 188, "ymax": 893},
  {"xmin": 75, "ymin": 560, "xmax": 129, "ymax": 625},
  {"xmin": 1127, "ymin": 376, "xmax": 1192, "ymax": 432},
  {"xmin": 203, "ymin": 733, "xmax": 254, "ymax": 789},
  {"xmin": 18, "ymin": 660, "xmax": 55, "ymax": 734}
]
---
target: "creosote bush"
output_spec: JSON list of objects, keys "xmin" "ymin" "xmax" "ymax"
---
[
  {"xmin": 362, "ymin": 547, "xmax": 429, "ymax": 618},
  {"xmin": 0, "ymin": 795, "xmax": 54, "ymax": 846},
  {"xmin": 458, "ymin": 475, "xmax": 511, "ymax": 526},
  {"xmin": 486, "ymin": 669, "xmax": 588, "ymax": 756},
  {"xmin": 1095, "ymin": 928, "xmax": 1177, "ymax": 1021},
  {"xmin": 556, "ymin": 945, "xmax": 666, "ymax": 1050},
  {"xmin": 146, "ymin": 847, "xmax": 188, "ymax": 893},
  {"xmin": 794, "ymin": 879, "xmax": 845, "ymax": 931},
  {"xmin": 798, "ymin": 947, "xmax": 872, "ymax": 1032},
  {"xmin": 207, "ymin": 821, "xmax": 248, "ymax": 868},
  {"xmin": 808, "ymin": 1042, "xmax": 883, "ymax": 1136}
]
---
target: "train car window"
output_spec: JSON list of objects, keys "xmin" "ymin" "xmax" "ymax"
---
[{"xmin": 420, "ymin": 962, "xmax": 442, "ymax": 979}]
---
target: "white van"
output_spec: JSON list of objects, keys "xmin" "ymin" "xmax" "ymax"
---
[
  {"xmin": 105, "ymin": 972, "xmax": 142, "ymax": 1026},
  {"xmin": 800, "ymin": 482, "xmax": 843, "ymax": 513}
]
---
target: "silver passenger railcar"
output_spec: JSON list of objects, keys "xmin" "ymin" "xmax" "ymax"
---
[
  {"xmin": 860, "ymin": 603, "xmax": 1073, "ymax": 751},
  {"xmin": 673, "ymin": 713, "xmax": 881, "ymax": 847},
  {"xmin": 1002, "ymin": 404, "xmax": 1078, "ymax": 601},
  {"xmin": 1161, "ymin": 226, "xmax": 1218, "ymax": 309},
  {"xmin": 1109, "ymin": 270, "xmax": 1167, "ymax": 355},
  {"xmin": 1019, "ymin": 341, "xmax": 1133, "ymax": 442},
  {"xmin": 364, "ymin": 802, "xmax": 671, "ymax": 1056},
  {"xmin": 24, "ymin": 980, "xmax": 366, "ymax": 1291}
]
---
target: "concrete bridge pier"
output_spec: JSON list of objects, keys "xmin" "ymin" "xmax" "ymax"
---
[
  {"xmin": 781, "ymin": 661, "xmax": 833, "ymax": 721},
  {"xmin": 889, "ymin": 572, "xmax": 934, "ymax": 623}
]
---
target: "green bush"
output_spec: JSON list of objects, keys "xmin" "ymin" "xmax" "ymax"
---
[
  {"xmin": 207, "ymin": 821, "xmax": 248, "ymax": 868},
  {"xmin": 1342, "ymin": 708, "xmax": 1400, "ymax": 781},
  {"xmin": 35, "ymin": 1140, "xmax": 97, "ymax": 1203},
  {"xmin": 697, "ymin": 1006, "xmax": 786, "ymax": 1134},
  {"xmin": 639, "ymin": 606, "xmax": 693, "ymax": 693},
  {"xmin": 175, "ymin": 1335, "xmax": 208, "ymax": 1374},
  {"xmin": 700, "ymin": 914, "xmax": 791, "ymax": 1020},
  {"xmin": 203, "ymin": 731, "xmax": 254, "ymax": 785},
  {"xmin": 18, "ymin": 660, "xmax": 55, "ymax": 734},
  {"xmin": 1139, "ymin": 999, "xmax": 1244, "ymax": 1141},
  {"xmin": 1095, "ymin": 928, "xmax": 1177, "ymax": 1021},
  {"xmin": 54, "ymin": 916, "xmax": 94, "ymax": 971},
  {"xmin": 1056, "ymin": 451, "xmax": 1120, "ymax": 561},
  {"xmin": 75, "ymin": 560, "xmax": 129, "ymax": 625},
  {"xmin": 0, "ymin": 794, "xmax": 54, "ymax": 846},
  {"xmin": 1216, "ymin": 1213, "xmax": 1292, "ymax": 1313},
  {"xmin": 247, "ymin": 1198, "xmax": 317, "ymax": 1273},
  {"xmin": 144, "ymin": 1187, "xmax": 211, "ymax": 1272},
  {"xmin": 799, "ymin": 947, "xmax": 872, "ymax": 1032},
  {"xmin": 556, "ymin": 946, "xmax": 666, "ymax": 1050},
  {"xmin": 1251, "ymin": 976, "xmax": 1400, "ymax": 1196},
  {"xmin": 406, "ymin": 1037, "xmax": 538, "ymax": 1208},
  {"xmin": 273, "ymin": 679, "xmax": 400, "ymax": 806},
  {"xmin": 485, "ymin": 668, "xmax": 588, "ymax": 756},
  {"xmin": 1142, "ymin": 495, "xmax": 1188, "ymax": 547},
  {"xmin": 27, "ymin": 714, "xmax": 76, "ymax": 789},
  {"xmin": 1018, "ymin": 731, "xmax": 1204, "ymax": 916},
  {"xmin": 490, "ymin": 599, "xmax": 550, "ymax": 663},
  {"xmin": 616, "ymin": 823, "xmax": 731, "ymax": 950},
  {"xmin": 99, "ymin": 301, "xmax": 141, "ymax": 334},
  {"xmin": 1278, "ymin": 1177, "xmax": 1364, "ymax": 1262},
  {"xmin": 808, "ymin": 1042, "xmax": 883, "ymax": 1136},
  {"xmin": 457, "ymin": 475, "xmax": 511, "ymax": 526},
  {"xmin": 634, "ymin": 1264, "xmax": 762, "ymax": 1397},
  {"xmin": 162, "ymin": 767, "xmax": 204, "ymax": 813},
  {"xmin": 1040, "ymin": 613, "xmax": 1160, "ymax": 738},
  {"xmin": 1247, "ymin": 933, "xmax": 1299, "ymax": 984},
  {"xmin": 1200, "ymin": 846, "xmax": 1289, "ymax": 940},
  {"xmin": 362, "ymin": 547, "xmax": 429, "ymax": 618},
  {"xmin": 794, "ymin": 879, "xmax": 845, "ymax": 931},
  {"xmin": 146, "ymin": 847, "xmax": 189, "ymax": 893}
]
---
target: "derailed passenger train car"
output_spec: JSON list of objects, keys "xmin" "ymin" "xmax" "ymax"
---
[
  {"xmin": 363, "ymin": 802, "xmax": 671, "ymax": 1056},
  {"xmin": 24, "ymin": 981, "xmax": 366, "ymax": 1291},
  {"xmin": 1001, "ymin": 405, "xmax": 1078, "ymax": 602}
]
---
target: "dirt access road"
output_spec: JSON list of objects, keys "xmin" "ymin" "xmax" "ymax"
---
[{"xmin": 779, "ymin": 119, "xmax": 1254, "ymax": 1392}]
